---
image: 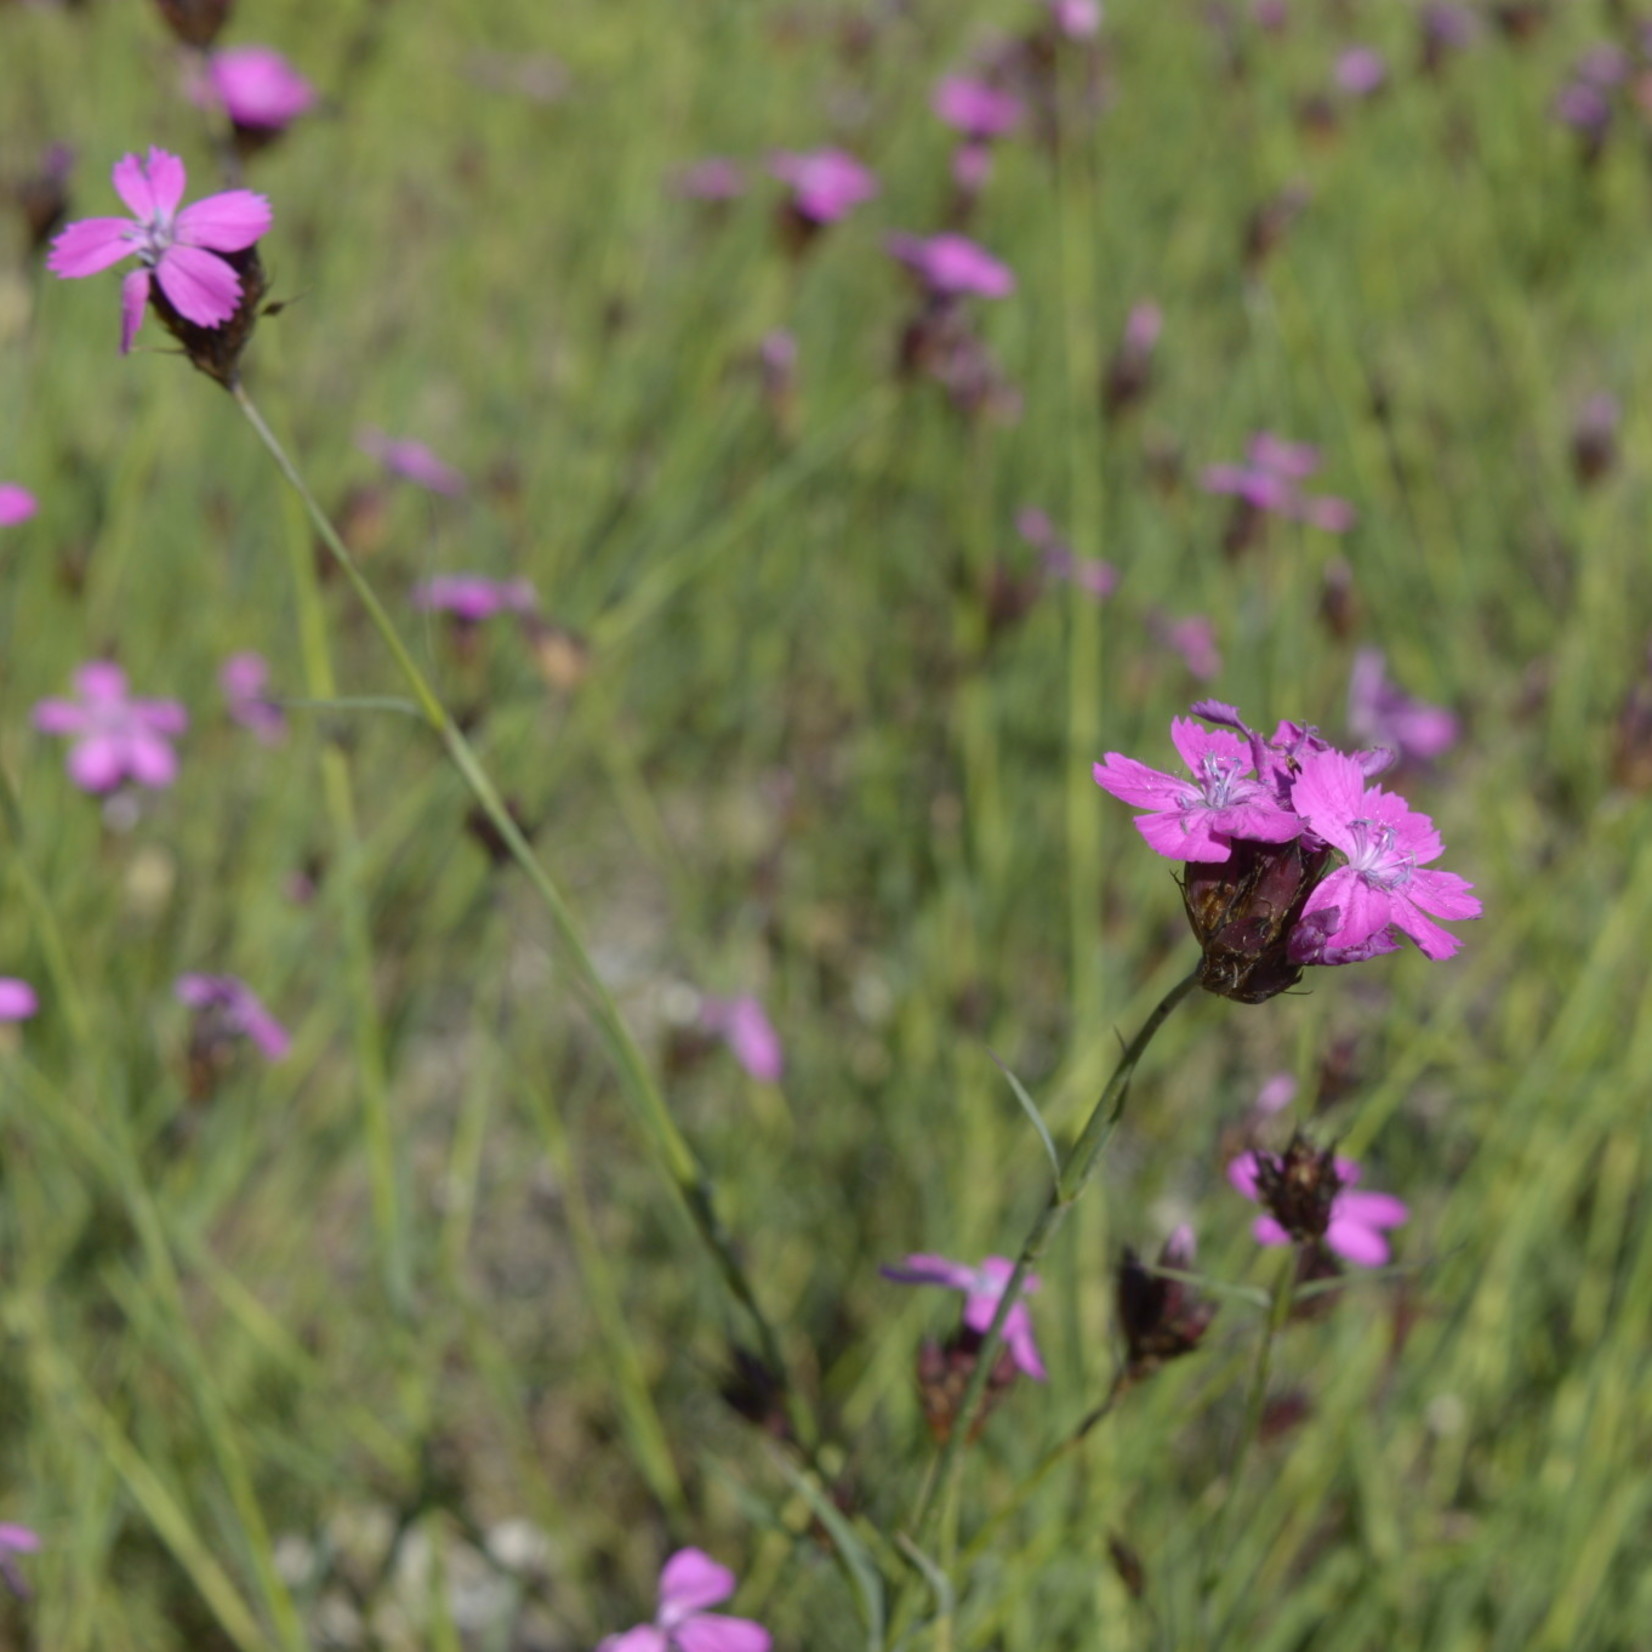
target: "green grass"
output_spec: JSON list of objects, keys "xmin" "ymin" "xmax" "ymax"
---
[{"xmin": 3, "ymin": 0, "xmax": 1652, "ymax": 1647}]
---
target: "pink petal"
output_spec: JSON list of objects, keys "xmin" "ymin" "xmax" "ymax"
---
[
  {"xmin": 175, "ymin": 189, "xmax": 273, "ymax": 252},
  {"xmin": 1004, "ymin": 1309, "xmax": 1047, "ymax": 1380},
  {"xmin": 1251, "ymin": 1215, "xmax": 1291, "ymax": 1247},
  {"xmin": 1092, "ymin": 754, "xmax": 1196, "ymax": 813},
  {"xmin": 112, "ymin": 149, "xmax": 187, "ymax": 224},
  {"xmin": 1335, "ymin": 1191, "xmax": 1408, "ymax": 1229},
  {"xmin": 597, "ymin": 1628, "xmax": 668, "ymax": 1652},
  {"xmin": 46, "ymin": 217, "xmax": 138, "ymax": 277},
  {"xmin": 67, "ymin": 735, "xmax": 126, "ymax": 793},
  {"xmin": 1385, "ymin": 893, "xmax": 1463, "ymax": 961},
  {"xmin": 1326, "ymin": 1218, "xmax": 1389, "ymax": 1267},
  {"xmin": 882, "ymin": 1254, "xmax": 978, "ymax": 1292},
  {"xmin": 1408, "ymin": 867, "xmax": 1481, "ymax": 922},
  {"xmin": 1289, "ymin": 750, "xmax": 1370, "ymax": 857},
  {"xmin": 125, "ymin": 730, "xmax": 179, "ymax": 790},
  {"xmin": 0, "ymin": 485, "xmax": 37, "ymax": 526},
  {"xmin": 1168, "ymin": 717, "xmax": 1251, "ymax": 775},
  {"xmin": 0, "ymin": 980, "xmax": 38, "ymax": 1021},
  {"xmin": 175, "ymin": 975, "xmax": 221, "ymax": 1008},
  {"xmin": 120, "ymin": 268, "xmax": 151, "ymax": 353},
  {"xmin": 1299, "ymin": 494, "xmax": 1356, "ymax": 533},
  {"xmin": 75, "ymin": 661, "xmax": 129, "ymax": 701},
  {"xmin": 155, "ymin": 245, "xmax": 242, "ymax": 327},
  {"xmin": 1134, "ymin": 808, "xmax": 1233, "ymax": 862},
  {"xmin": 658, "ymin": 1550, "xmax": 736, "ymax": 1619},
  {"xmin": 31, "ymin": 698, "xmax": 87, "ymax": 735},
  {"xmin": 675, "ymin": 1614, "xmax": 772, "ymax": 1652},
  {"xmin": 1226, "ymin": 1152, "xmax": 1261, "ymax": 1199},
  {"xmin": 1302, "ymin": 867, "xmax": 1393, "ymax": 953},
  {"xmin": 135, "ymin": 698, "xmax": 189, "ymax": 737}
]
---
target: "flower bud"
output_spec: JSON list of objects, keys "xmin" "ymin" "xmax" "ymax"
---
[
  {"xmin": 1179, "ymin": 835, "xmax": 1333, "ymax": 1003},
  {"xmin": 915, "ymin": 1328, "xmax": 1020, "ymax": 1444},
  {"xmin": 1252, "ymin": 1133, "xmax": 1343, "ymax": 1242},
  {"xmin": 1115, "ymin": 1227, "xmax": 1217, "ymax": 1381}
]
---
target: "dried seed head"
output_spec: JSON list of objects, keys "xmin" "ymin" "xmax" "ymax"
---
[{"xmin": 1115, "ymin": 1226, "xmax": 1217, "ymax": 1380}]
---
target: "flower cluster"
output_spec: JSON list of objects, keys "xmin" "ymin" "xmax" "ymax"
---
[{"xmin": 1094, "ymin": 703, "xmax": 1479, "ymax": 999}]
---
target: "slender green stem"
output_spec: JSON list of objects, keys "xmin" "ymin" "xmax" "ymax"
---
[
  {"xmin": 231, "ymin": 386, "xmax": 807, "ymax": 1441},
  {"xmin": 903, "ymin": 964, "xmax": 1202, "ymax": 1567}
]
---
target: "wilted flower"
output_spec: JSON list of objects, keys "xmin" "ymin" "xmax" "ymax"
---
[
  {"xmin": 769, "ymin": 148, "xmax": 877, "ymax": 224},
  {"xmin": 356, "ymin": 429, "xmax": 467, "ymax": 495},
  {"xmin": 33, "ymin": 662, "xmax": 188, "ymax": 793},
  {"xmin": 47, "ymin": 148, "xmax": 271, "ymax": 357},
  {"xmin": 175, "ymin": 973, "xmax": 291, "ymax": 1061},
  {"xmin": 220, "ymin": 651, "xmax": 286, "ymax": 743},
  {"xmin": 882, "ymin": 1253, "xmax": 1045, "ymax": 1379},
  {"xmin": 1229, "ymin": 1142, "xmax": 1408, "ymax": 1266},
  {"xmin": 412, "ymin": 574, "xmax": 537, "ymax": 621},
  {"xmin": 1346, "ymin": 649, "xmax": 1458, "ymax": 766},
  {"xmin": 887, "ymin": 231, "xmax": 1015, "ymax": 299},
  {"xmin": 699, "ymin": 995, "xmax": 783, "ymax": 1082},
  {"xmin": 0, "ymin": 485, "xmax": 38, "ymax": 527},
  {"xmin": 1203, "ymin": 432, "xmax": 1356, "ymax": 547},
  {"xmin": 598, "ymin": 1548, "xmax": 770, "ymax": 1652},
  {"xmin": 198, "ymin": 46, "xmax": 318, "ymax": 134},
  {"xmin": 0, "ymin": 981, "xmax": 38, "ymax": 1022},
  {"xmin": 1116, "ymin": 1225, "xmax": 1217, "ymax": 1380}
]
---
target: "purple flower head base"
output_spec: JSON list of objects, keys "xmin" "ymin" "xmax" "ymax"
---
[
  {"xmin": 883, "ymin": 1253, "xmax": 1046, "ymax": 1379},
  {"xmin": 47, "ymin": 147, "xmax": 271, "ymax": 354},
  {"xmin": 0, "ymin": 981, "xmax": 39, "ymax": 1023},
  {"xmin": 33, "ymin": 662, "xmax": 188, "ymax": 793},
  {"xmin": 0, "ymin": 485, "xmax": 38, "ymax": 527},
  {"xmin": 1229, "ymin": 1151, "xmax": 1408, "ymax": 1267},
  {"xmin": 356, "ymin": 429, "xmax": 467, "ymax": 496},
  {"xmin": 176, "ymin": 975, "xmax": 291, "ymax": 1062},
  {"xmin": 220, "ymin": 652, "xmax": 287, "ymax": 744},
  {"xmin": 699, "ymin": 995, "xmax": 784, "ymax": 1083},
  {"xmin": 598, "ymin": 1548, "xmax": 771, "ymax": 1652}
]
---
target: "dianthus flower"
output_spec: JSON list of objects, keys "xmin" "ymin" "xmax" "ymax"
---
[
  {"xmin": 356, "ymin": 428, "xmax": 467, "ymax": 495},
  {"xmin": 1334, "ymin": 46, "xmax": 1388, "ymax": 97},
  {"xmin": 175, "ymin": 974, "xmax": 291, "ymax": 1061},
  {"xmin": 199, "ymin": 46, "xmax": 318, "ymax": 132},
  {"xmin": 598, "ymin": 1549, "xmax": 770, "ymax": 1652},
  {"xmin": 769, "ymin": 148, "xmax": 878, "ymax": 223},
  {"xmin": 0, "ymin": 485, "xmax": 38, "ymax": 527},
  {"xmin": 220, "ymin": 651, "xmax": 287, "ymax": 743},
  {"xmin": 933, "ymin": 76, "xmax": 1023, "ymax": 139},
  {"xmin": 0, "ymin": 981, "xmax": 39, "ymax": 1022},
  {"xmin": 412, "ymin": 574, "xmax": 537, "ymax": 621},
  {"xmin": 699, "ymin": 995, "xmax": 784, "ymax": 1083},
  {"xmin": 47, "ymin": 147, "xmax": 271, "ymax": 353},
  {"xmin": 1346, "ymin": 648, "xmax": 1458, "ymax": 765},
  {"xmin": 1016, "ymin": 508, "xmax": 1116, "ymax": 598},
  {"xmin": 33, "ymin": 662, "xmax": 188, "ymax": 792},
  {"xmin": 1228, "ymin": 1148, "xmax": 1408, "ymax": 1267},
  {"xmin": 882, "ymin": 1253, "xmax": 1046, "ymax": 1379},
  {"xmin": 1202, "ymin": 432, "xmax": 1356, "ymax": 534},
  {"xmin": 888, "ymin": 231, "xmax": 1016, "ymax": 299}
]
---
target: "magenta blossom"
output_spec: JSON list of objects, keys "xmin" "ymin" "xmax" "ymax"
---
[
  {"xmin": 1334, "ymin": 46, "xmax": 1388, "ymax": 97},
  {"xmin": 0, "ymin": 1525, "xmax": 39, "ymax": 1599},
  {"xmin": 599, "ymin": 1548, "xmax": 770, "ymax": 1652},
  {"xmin": 1093, "ymin": 716, "xmax": 1302, "ymax": 863},
  {"xmin": 1254, "ymin": 1072, "xmax": 1297, "ymax": 1115},
  {"xmin": 199, "ymin": 46, "xmax": 318, "ymax": 131},
  {"xmin": 1159, "ymin": 614, "xmax": 1222, "ymax": 681},
  {"xmin": 33, "ymin": 662, "xmax": 188, "ymax": 793},
  {"xmin": 769, "ymin": 148, "xmax": 878, "ymax": 223},
  {"xmin": 882, "ymin": 1254, "xmax": 1046, "ymax": 1379},
  {"xmin": 220, "ymin": 651, "xmax": 287, "ymax": 744},
  {"xmin": 356, "ymin": 428, "xmax": 467, "ymax": 495},
  {"xmin": 1290, "ymin": 749, "xmax": 1480, "ymax": 961},
  {"xmin": 47, "ymin": 147, "xmax": 271, "ymax": 353},
  {"xmin": 413, "ymin": 574, "xmax": 537, "ymax": 622},
  {"xmin": 0, "ymin": 485, "xmax": 38, "ymax": 527},
  {"xmin": 888, "ymin": 232, "xmax": 1015, "ymax": 299},
  {"xmin": 1049, "ymin": 0, "xmax": 1102, "ymax": 37},
  {"xmin": 1228, "ymin": 1152, "xmax": 1408, "ymax": 1267},
  {"xmin": 700, "ymin": 995, "xmax": 783, "ymax": 1083},
  {"xmin": 175, "ymin": 974, "xmax": 291, "ymax": 1061},
  {"xmin": 933, "ymin": 76, "xmax": 1023, "ymax": 139},
  {"xmin": 1346, "ymin": 649, "xmax": 1458, "ymax": 765},
  {"xmin": 1202, "ymin": 432, "xmax": 1356, "ymax": 533},
  {"xmin": 0, "ymin": 981, "xmax": 38, "ymax": 1022}
]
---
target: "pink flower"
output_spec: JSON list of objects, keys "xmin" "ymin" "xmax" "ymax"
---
[
  {"xmin": 1160, "ymin": 615, "xmax": 1222, "ymax": 681},
  {"xmin": 599, "ymin": 1548, "xmax": 770, "ymax": 1652},
  {"xmin": 413, "ymin": 574, "xmax": 537, "ymax": 622},
  {"xmin": 0, "ymin": 1525, "xmax": 40, "ymax": 1599},
  {"xmin": 1049, "ymin": 0, "xmax": 1102, "ymax": 37},
  {"xmin": 32, "ymin": 662, "xmax": 188, "ymax": 793},
  {"xmin": 1228, "ymin": 1151, "xmax": 1408, "ymax": 1267},
  {"xmin": 1334, "ymin": 46, "xmax": 1388, "ymax": 97},
  {"xmin": 1093, "ymin": 716, "xmax": 1302, "ymax": 863},
  {"xmin": 700, "ymin": 995, "xmax": 783, "ymax": 1083},
  {"xmin": 933, "ymin": 77, "xmax": 1023, "ymax": 139},
  {"xmin": 201, "ymin": 46, "xmax": 318, "ymax": 131},
  {"xmin": 883, "ymin": 1254, "xmax": 1046, "ymax": 1379},
  {"xmin": 1289, "ymin": 748, "xmax": 1480, "ymax": 961},
  {"xmin": 220, "ymin": 651, "xmax": 286, "ymax": 744},
  {"xmin": 175, "ymin": 974, "xmax": 291, "ymax": 1061},
  {"xmin": 674, "ymin": 157, "xmax": 746, "ymax": 200},
  {"xmin": 0, "ymin": 981, "xmax": 38, "ymax": 1022},
  {"xmin": 356, "ymin": 428, "xmax": 467, "ymax": 496},
  {"xmin": 887, "ymin": 232, "xmax": 1015, "ymax": 298},
  {"xmin": 1346, "ymin": 649, "xmax": 1458, "ymax": 765},
  {"xmin": 769, "ymin": 148, "xmax": 878, "ymax": 223},
  {"xmin": 47, "ymin": 147, "xmax": 271, "ymax": 354},
  {"xmin": 1202, "ymin": 432, "xmax": 1356, "ymax": 533},
  {"xmin": 1254, "ymin": 1072, "xmax": 1297, "ymax": 1115},
  {"xmin": 1016, "ymin": 508, "xmax": 1115, "ymax": 597},
  {"xmin": 0, "ymin": 485, "xmax": 38, "ymax": 527}
]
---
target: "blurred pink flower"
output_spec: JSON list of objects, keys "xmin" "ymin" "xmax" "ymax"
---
[
  {"xmin": 200, "ymin": 46, "xmax": 317, "ymax": 130},
  {"xmin": 33, "ymin": 662, "xmax": 188, "ymax": 793},
  {"xmin": 1254, "ymin": 1072, "xmax": 1298, "ymax": 1116},
  {"xmin": 882, "ymin": 1254, "xmax": 1046, "ymax": 1379},
  {"xmin": 888, "ymin": 231, "xmax": 1015, "ymax": 298},
  {"xmin": 220, "ymin": 651, "xmax": 286, "ymax": 744},
  {"xmin": 356, "ymin": 428, "xmax": 467, "ymax": 495},
  {"xmin": 413, "ymin": 574, "xmax": 537, "ymax": 621},
  {"xmin": 598, "ymin": 1548, "xmax": 770, "ymax": 1652},
  {"xmin": 1346, "ymin": 648, "xmax": 1458, "ymax": 764},
  {"xmin": 674, "ymin": 157, "xmax": 746, "ymax": 200},
  {"xmin": 1015, "ymin": 508, "xmax": 1115, "ymax": 597},
  {"xmin": 1162, "ymin": 615, "xmax": 1222, "ymax": 680},
  {"xmin": 1227, "ymin": 1151, "xmax": 1408, "ymax": 1267},
  {"xmin": 951, "ymin": 140, "xmax": 995, "ymax": 192},
  {"xmin": 0, "ymin": 1525, "xmax": 39, "ymax": 1599},
  {"xmin": 1202, "ymin": 432, "xmax": 1356, "ymax": 532},
  {"xmin": 700, "ymin": 995, "xmax": 783, "ymax": 1082},
  {"xmin": 0, "ymin": 981, "xmax": 38, "ymax": 1022},
  {"xmin": 1334, "ymin": 46, "xmax": 1388, "ymax": 97},
  {"xmin": 47, "ymin": 147, "xmax": 271, "ymax": 353},
  {"xmin": 0, "ymin": 485, "xmax": 38, "ymax": 527},
  {"xmin": 175, "ymin": 974, "xmax": 291, "ymax": 1061},
  {"xmin": 769, "ymin": 148, "xmax": 878, "ymax": 223},
  {"xmin": 1049, "ymin": 0, "xmax": 1102, "ymax": 37},
  {"xmin": 933, "ymin": 76, "xmax": 1023, "ymax": 139}
]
